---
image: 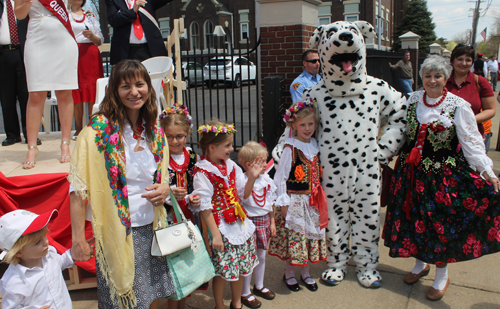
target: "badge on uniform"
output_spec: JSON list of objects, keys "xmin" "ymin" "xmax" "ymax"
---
[{"xmin": 292, "ymin": 83, "xmax": 301, "ymax": 90}]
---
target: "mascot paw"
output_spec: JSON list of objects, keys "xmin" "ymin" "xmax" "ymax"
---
[
  {"xmin": 321, "ymin": 268, "xmax": 345, "ymax": 286},
  {"xmin": 356, "ymin": 268, "xmax": 382, "ymax": 289}
]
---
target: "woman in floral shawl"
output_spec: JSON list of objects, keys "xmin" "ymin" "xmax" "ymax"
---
[
  {"xmin": 69, "ymin": 59, "xmax": 174, "ymax": 308},
  {"xmin": 383, "ymin": 55, "xmax": 500, "ymax": 301}
]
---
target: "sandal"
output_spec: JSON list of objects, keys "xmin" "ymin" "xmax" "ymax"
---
[
  {"xmin": 60, "ymin": 140, "xmax": 71, "ymax": 163},
  {"xmin": 22, "ymin": 145, "xmax": 39, "ymax": 169}
]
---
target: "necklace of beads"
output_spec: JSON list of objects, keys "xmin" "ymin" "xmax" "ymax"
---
[
  {"xmin": 71, "ymin": 10, "xmax": 85, "ymax": 23},
  {"xmin": 423, "ymin": 88, "xmax": 448, "ymax": 108},
  {"xmin": 252, "ymin": 184, "xmax": 270, "ymax": 207},
  {"xmin": 132, "ymin": 120, "xmax": 144, "ymax": 140},
  {"xmin": 207, "ymin": 157, "xmax": 227, "ymax": 176},
  {"xmin": 169, "ymin": 148, "xmax": 190, "ymax": 173}
]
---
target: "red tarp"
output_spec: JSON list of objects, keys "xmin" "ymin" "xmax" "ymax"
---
[{"xmin": 0, "ymin": 172, "xmax": 95, "ymax": 273}]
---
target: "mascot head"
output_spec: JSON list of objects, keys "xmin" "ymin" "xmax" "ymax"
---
[{"xmin": 309, "ymin": 20, "xmax": 376, "ymax": 97}]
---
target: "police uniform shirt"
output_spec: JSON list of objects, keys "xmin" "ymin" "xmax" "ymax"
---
[{"xmin": 290, "ymin": 71, "xmax": 322, "ymax": 104}]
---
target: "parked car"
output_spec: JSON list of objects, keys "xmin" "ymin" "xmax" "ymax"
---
[
  {"xmin": 203, "ymin": 56, "xmax": 256, "ymax": 88},
  {"xmin": 173, "ymin": 62, "xmax": 204, "ymax": 88}
]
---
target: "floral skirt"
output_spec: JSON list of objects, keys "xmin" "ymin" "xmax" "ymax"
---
[
  {"xmin": 268, "ymin": 207, "xmax": 327, "ymax": 266},
  {"xmin": 209, "ymin": 235, "xmax": 258, "ymax": 281},
  {"xmin": 382, "ymin": 157, "xmax": 500, "ymax": 264}
]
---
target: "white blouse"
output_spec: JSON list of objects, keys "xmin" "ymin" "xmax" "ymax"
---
[
  {"xmin": 273, "ymin": 137, "xmax": 319, "ymax": 207},
  {"xmin": 236, "ymin": 173, "xmax": 277, "ymax": 217},
  {"xmin": 69, "ymin": 11, "xmax": 104, "ymax": 45},
  {"xmin": 190, "ymin": 159, "xmax": 255, "ymax": 245},
  {"xmin": 411, "ymin": 91, "xmax": 496, "ymax": 178},
  {"xmin": 165, "ymin": 147, "xmax": 200, "ymax": 206}
]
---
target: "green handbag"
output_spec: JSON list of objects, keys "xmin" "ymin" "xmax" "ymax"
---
[{"xmin": 166, "ymin": 192, "xmax": 215, "ymax": 300}]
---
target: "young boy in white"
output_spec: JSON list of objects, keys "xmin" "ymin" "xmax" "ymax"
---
[
  {"xmin": 0, "ymin": 210, "xmax": 74, "ymax": 309},
  {"xmin": 237, "ymin": 141, "xmax": 277, "ymax": 309}
]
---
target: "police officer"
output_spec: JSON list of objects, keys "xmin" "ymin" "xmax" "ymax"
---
[{"xmin": 290, "ymin": 50, "xmax": 321, "ymax": 104}]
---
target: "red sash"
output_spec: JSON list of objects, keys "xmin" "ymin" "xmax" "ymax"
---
[{"xmin": 38, "ymin": 0, "xmax": 75, "ymax": 39}]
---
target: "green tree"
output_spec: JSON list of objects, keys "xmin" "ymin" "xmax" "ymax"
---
[{"xmin": 392, "ymin": 0, "xmax": 437, "ymax": 54}]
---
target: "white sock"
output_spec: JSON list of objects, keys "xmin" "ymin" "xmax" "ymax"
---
[
  {"xmin": 410, "ymin": 259, "xmax": 428, "ymax": 274},
  {"xmin": 253, "ymin": 249, "xmax": 267, "ymax": 291},
  {"xmin": 285, "ymin": 262, "xmax": 297, "ymax": 285},
  {"xmin": 300, "ymin": 264, "xmax": 315, "ymax": 285},
  {"xmin": 242, "ymin": 274, "xmax": 252, "ymax": 297},
  {"xmin": 432, "ymin": 266, "xmax": 449, "ymax": 290}
]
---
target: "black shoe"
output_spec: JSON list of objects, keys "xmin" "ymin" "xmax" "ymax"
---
[
  {"xmin": 2, "ymin": 137, "xmax": 22, "ymax": 146},
  {"xmin": 283, "ymin": 274, "xmax": 300, "ymax": 292},
  {"xmin": 24, "ymin": 138, "xmax": 42, "ymax": 145},
  {"xmin": 301, "ymin": 276, "xmax": 318, "ymax": 292}
]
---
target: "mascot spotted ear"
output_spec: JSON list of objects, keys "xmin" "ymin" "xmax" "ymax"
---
[{"xmin": 302, "ymin": 20, "xmax": 407, "ymax": 289}]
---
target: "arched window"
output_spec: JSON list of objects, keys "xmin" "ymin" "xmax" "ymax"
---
[
  {"xmin": 190, "ymin": 21, "xmax": 200, "ymax": 51},
  {"xmin": 204, "ymin": 20, "xmax": 214, "ymax": 49}
]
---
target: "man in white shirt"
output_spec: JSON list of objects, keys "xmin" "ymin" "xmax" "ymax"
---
[{"xmin": 487, "ymin": 55, "xmax": 498, "ymax": 91}]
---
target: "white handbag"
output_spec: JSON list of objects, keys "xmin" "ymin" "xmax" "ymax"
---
[{"xmin": 151, "ymin": 192, "xmax": 202, "ymax": 257}]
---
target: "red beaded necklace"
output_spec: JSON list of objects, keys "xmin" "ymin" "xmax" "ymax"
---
[
  {"xmin": 132, "ymin": 120, "xmax": 144, "ymax": 140},
  {"xmin": 207, "ymin": 157, "xmax": 227, "ymax": 176},
  {"xmin": 169, "ymin": 148, "xmax": 190, "ymax": 173},
  {"xmin": 252, "ymin": 184, "xmax": 270, "ymax": 207},
  {"xmin": 71, "ymin": 9, "xmax": 85, "ymax": 23},
  {"xmin": 423, "ymin": 88, "xmax": 448, "ymax": 108}
]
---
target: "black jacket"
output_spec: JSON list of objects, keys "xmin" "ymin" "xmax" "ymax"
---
[{"xmin": 0, "ymin": 0, "xmax": 28, "ymax": 54}]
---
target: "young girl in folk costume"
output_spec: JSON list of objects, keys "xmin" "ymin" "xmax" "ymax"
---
[
  {"xmin": 237, "ymin": 141, "xmax": 277, "ymax": 309},
  {"xmin": 268, "ymin": 100, "xmax": 328, "ymax": 292},
  {"xmin": 190, "ymin": 120, "xmax": 262, "ymax": 309},
  {"xmin": 159, "ymin": 103, "xmax": 201, "ymax": 309}
]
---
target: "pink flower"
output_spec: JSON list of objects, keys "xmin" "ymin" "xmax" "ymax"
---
[
  {"xmin": 475, "ymin": 206, "xmax": 485, "ymax": 217},
  {"xmin": 447, "ymin": 258, "xmax": 457, "ymax": 263},
  {"xmin": 415, "ymin": 221, "xmax": 426, "ymax": 233},
  {"xmin": 482, "ymin": 198, "xmax": 490, "ymax": 209},
  {"xmin": 403, "ymin": 238, "xmax": 411, "ymax": 249},
  {"xmin": 462, "ymin": 243, "xmax": 471, "ymax": 255},
  {"xmin": 110, "ymin": 165, "xmax": 118, "ymax": 178},
  {"xmin": 122, "ymin": 186, "xmax": 128, "ymax": 198},
  {"xmin": 394, "ymin": 220, "xmax": 401, "ymax": 232},
  {"xmin": 415, "ymin": 180, "xmax": 424, "ymax": 193},
  {"xmin": 473, "ymin": 241, "xmax": 483, "ymax": 258},
  {"xmin": 474, "ymin": 178, "xmax": 485, "ymax": 189},
  {"xmin": 487, "ymin": 228, "xmax": 498, "ymax": 241},
  {"xmin": 398, "ymin": 248, "xmax": 410, "ymax": 257},
  {"xmin": 466, "ymin": 233, "xmax": 476, "ymax": 245},
  {"xmin": 409, "ymin": 243, "xmax": 418, "ymax": 255},
  {"xmin": 109, "ymin": 133, "xmax": 119, "ymax": 145},
  {"xmin": 434, "ymin": 222, "xmax": 444, "ymax": 234},
  {"xmin": 463, "ymin": 197, "xmax": 477, "ymax": 211}
]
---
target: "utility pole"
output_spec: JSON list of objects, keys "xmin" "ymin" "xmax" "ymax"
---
[{"xmin": 470, "ymin": 0, "xmax": 483, "ymax": 48}]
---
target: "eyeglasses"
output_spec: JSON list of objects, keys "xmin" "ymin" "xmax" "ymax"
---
[
  {"xmin": 166, "ymin": 134, "xmax": 188, "ymax": 141},
  {"xmin": 456, "ymin": 43, "xmax": 474, "ymax": 49},
  {"xmin": 305, "ymin": 59, "xmax": 320, "ymax": 64}
]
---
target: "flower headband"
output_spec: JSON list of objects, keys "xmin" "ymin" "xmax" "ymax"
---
[
  {"xmin": 197, "ymin": 123, "xmax": 237, "ymax": 136},
  {"xmin": 283, "ymin": 99, "xmax": 316, "ymax": 123},
  {"xmin": 159, "ymin": 103, "xmax": 193, "ymax": 128}
]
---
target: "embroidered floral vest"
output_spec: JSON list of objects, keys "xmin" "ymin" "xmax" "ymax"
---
[
  {"xmin": 193, "ymin": 167, "xmax": 247, "ymax": 225},
  {"xmin": 285, "ymin": 144, "xmax": 322, "ymax": 195},
  {"xmin": 399, "ymin": 101, "xmax": 467, "ymax": 173},
  {"xmin": 168, "ymin": 149, "xmax": 197, "ymax": 193}
]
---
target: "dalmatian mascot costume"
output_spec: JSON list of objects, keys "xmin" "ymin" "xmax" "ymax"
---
[{"xmin": 302, "ymin": 21, "xmax": 407, "ymax": 288}]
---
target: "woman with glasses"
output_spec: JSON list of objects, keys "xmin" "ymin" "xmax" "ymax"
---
[
  {"xmin": 446, "ymin": 44, "xmax": 495, "ymax": 151},
  {"xmin": 383, "ymin": 55, "xmax": 500, "ymax": 301}
]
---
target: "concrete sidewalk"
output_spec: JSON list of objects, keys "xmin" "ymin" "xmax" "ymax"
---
[{"xmin": 1, "ymin": 94, "xmax": 500, "ymax": 308}]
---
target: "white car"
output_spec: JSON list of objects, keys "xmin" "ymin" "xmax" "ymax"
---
[
  {"xmin": 203, "ymin": 56, "xmax": 256, "ymax": 88},
  {"xmin": 173, "ymin": 62, "xmax": 204, "ymax": 88}
]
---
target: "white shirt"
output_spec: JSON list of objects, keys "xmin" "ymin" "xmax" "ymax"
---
[
  {"xmin": 69, "ymin": 10, "xmax": 104, "ymax": 45},
  {"xmin": 0, "ymin": 246, "xmax": 74, "ymax": 309},
  {"xmin": 411, "ymin": 91, "xmax": 496, "ymax": 178},
  {"xmin": 190, "ymin": 159, "xmax": 255, "ymax": 245},
  {"xmin": 0, "ymin": 0, "xmax": 15, "ymax": 45},
  {"xmin": 125, "ymin": 0, "xmax": 147, "ymax": 44},
  {"xmin": 236, "ymin": 173, "xmax": 276, "ymax": 217},
  {"xmin": 487, "ymin": 60, "xmax": 498, "ymax": 73},
  {"xmin": 165, "ymin": 147, "xmax": 200, "ymax": 206},
  {"xmin": 274, "ymin": 137, "xmax": 319, "ymax": 207}
]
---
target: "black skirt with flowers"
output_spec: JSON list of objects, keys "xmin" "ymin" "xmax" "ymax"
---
[{"xmin": 382, "ymin": 100, "xmax": 500, "ymax": 265}]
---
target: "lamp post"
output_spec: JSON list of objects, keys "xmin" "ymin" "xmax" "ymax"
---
[{"xmin": 213, "ymin": 25, "xmax": 227, "ymax": 54}]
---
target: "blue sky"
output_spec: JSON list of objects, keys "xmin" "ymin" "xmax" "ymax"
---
[{"xmin": 427, "ymin": 1, "xmax": 499, "ymax": 42}]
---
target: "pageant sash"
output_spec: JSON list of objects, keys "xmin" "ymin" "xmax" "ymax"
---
[{"xmin": 38, "ymin": 0, "xmax": 75, "ymax": 39}]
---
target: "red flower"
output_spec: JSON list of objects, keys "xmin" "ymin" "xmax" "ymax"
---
[
  {"xmin": 395, "ymin": 220, "xmax": 401, "ymax": 232},
  {"xmin": 487, "ymin": 228, "xmax": 498, "ymax": 241},
  {"xmin": 391, "ymin": 235, "xmax": 397, "ymax": 241},
  {"xmin": 433, "ymin": 222, "xmax": 444, "ymax": 234},
  {"xmin": 435, "ymin": 191, "xmax": 445, "ymax": 204},
  {"xmin": 434, "ymin": 247, "xmax": 441, "ymax": 253},
  {"xmin": 474, "ymin": 178, "xmax": 485, "ymax": 189},
  {"xmin": 415, "ymin": 180, "xmax": 425, "ymax": 193},
  {"xmin": 443, "ymin": 165, "xmax": 452, "ymax": 176},
  {"xmin": 409, "ymin": 243, "xmax": 418, "ymax": 255},
  {"xmin": 403, "ymin": 238, "xmax": 411, "ymax": 249},
  {"xmin": 439, "ymin": 235, "xmax": 448, "ymax": 243},
  {"xmin": 462, "ymin": 244, "xmax": 471, "ymax": 255},
  {"xmin": 415, "ymin": 221, "xmax": 426, "ymax": 233},
  {"xmin": 449, "ymin": 177, "xmax": 457, "ymax": 187},
  {"xmin": 223, "ymin": 266, "xmax": 228, "ymax": 270},
  {"xmin": 430, "ymin": 123, "xmax": 446, "ymax": 132},
  {"xmin": 240, "ymin": 254, "xmax": 245, "ymax": 259},
  {"xmin": 473, "ymin": 241, "xmax": 483, "ymax": 258},
  {"xmin": 482, "ymin": 198, "xmax": 489, "ymax": 209},
  {"xmin": 494, "ymin": 216, "xmax": 500, "ymax": 228},
  {"xmin": 444, "ymin": 193, "xmax": 452, "ymax": 206},
  {"xmin": 475, "ymin": 206, "xmax": 485, "ymax": 217},
  {"xmin": 463, "ymin": 197, "xmax": 477, "ymax": 211},
  {"xmin": 398, "ymin": 248, "xmax": 410, "ymax": 257},
  {"xmin": 447, "ymin": 258, "xmax": 457, "ymax": 263},
  {"xmin": 466, "ymin": 233, "xmax": 476, "ymax": 245}
]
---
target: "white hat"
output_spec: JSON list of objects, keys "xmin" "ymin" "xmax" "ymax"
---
[{"xmin": 0, "ymin": 209, "xmax": 58, "ymax": 255}]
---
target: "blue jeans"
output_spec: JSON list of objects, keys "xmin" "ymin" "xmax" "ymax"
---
[
  {"xmin": 398, "ymin": 78, "xmax": 413, "ymax": 98},
  {"xmin": 484, "ymin": 133, "xmax": 492, "ymax": 153}
]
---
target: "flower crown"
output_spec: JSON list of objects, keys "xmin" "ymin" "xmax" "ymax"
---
[
  {"xmin": 197, "ymin": 123, "xmax": 237, "ymax": 136},
  {"xmin": 159, "ymin": 103, "xmax": 193, "ymax": 128},
  {"xmin": 283, "ymin": 99, "xmax": 316, "ymax": 123}
]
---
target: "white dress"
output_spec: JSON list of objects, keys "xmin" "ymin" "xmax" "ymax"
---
[{"xmin": 24, "ymin": 0, "xmax": 78, "ymax": 91}]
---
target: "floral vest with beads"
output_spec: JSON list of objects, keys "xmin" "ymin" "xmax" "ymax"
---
[{"xmin": 285, "ymin": 144, "xmax": 322, "ymax": 195}]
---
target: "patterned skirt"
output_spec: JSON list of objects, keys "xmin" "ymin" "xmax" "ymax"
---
[
  {"xmin": 268, "ymin": 207, "xmax": 327, "ymax": 266},
  {"xmin": 383, "ymin": 157, "xmax": 500, "ymax": 264},
  {"xmin": 249, "ymin": 214, "xmax": 271, "ymax": 250},
  {"xmin": 96, "ymin": 224, "xmax": 175, "ymax": 308},
  {"xmin": 209, "ymin": 235, "xmax": 258, "ymax": 281}
]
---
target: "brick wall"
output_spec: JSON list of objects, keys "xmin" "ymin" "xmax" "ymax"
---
[{"xmin": 260, "ymin": 24, "xmax": 317, "ymax": 104}]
